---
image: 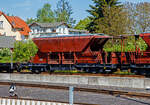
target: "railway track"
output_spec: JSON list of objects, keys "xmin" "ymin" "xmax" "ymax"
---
[{"xmin": 0, "ymin": 82, "xmax": 150, "ymax": 99}]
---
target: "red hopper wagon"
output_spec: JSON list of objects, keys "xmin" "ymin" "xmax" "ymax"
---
[
  {"xmin": 31, "ymin": 34, "xmax": 115, "ymax": 73},
  {"xmin": 16, "ymin": 33, "xmax": 150, "ymax": 75}
]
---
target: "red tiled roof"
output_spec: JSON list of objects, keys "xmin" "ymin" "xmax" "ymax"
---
[
  {"xmin": 6, "ymin": 16, "xmax": 31, "ymax": 36},
  {"xmin": 0, "ymin": 11, "xmax": 2, "ymax": 15},
  {"xmin": 0, "ymin": 11, "xmax": 30, "ymax": 36}
]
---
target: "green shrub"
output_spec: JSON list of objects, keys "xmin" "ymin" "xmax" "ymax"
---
[
  {"xmin": 104, "ymin": 36, "xmax": 147, "ymax": 52},
  {"xmin": 13, "ymin": 40, "xmax": 38, "ymax": 62}
]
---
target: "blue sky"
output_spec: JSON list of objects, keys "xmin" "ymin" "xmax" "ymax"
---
[{"xmin": 0, "ymin": 0, "xmax": 149, "ymax": 23}]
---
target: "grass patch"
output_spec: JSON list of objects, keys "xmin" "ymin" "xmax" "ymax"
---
[
  {"xmin": 114, "ymin": 70, "xmax": 135, "ymax": 75},
  {"xmin": 54, "ymin": 70, "xmax": 84, "ymax": 73}
]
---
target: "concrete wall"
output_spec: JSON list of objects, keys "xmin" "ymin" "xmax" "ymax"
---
[
  {"xmin": 0, "ymin": 73, "xmax": 150, "ymax": 89},
  {"xmin": 0, "ymin": 97, "xmax": 72, "ymax": 105}
]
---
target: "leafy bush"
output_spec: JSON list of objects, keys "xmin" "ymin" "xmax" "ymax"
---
[
  {"xmin": 13, "ymin": 40, "xmax": 38, "ymax": 62},
  {"xmin": 0, "ymin": 48, "xmax": 11, "ymax": 63},
  {"xmin": 0, "ymin": 56, "xmax": 11, "ymax": 63},
  {"xmin": 0, "ymin": 48, "xmax": 11, "ymax": 57},
  {"xmin": 54, "ymin": 70, "xmax": 83, "ymax": 73},
  {"xmin": 104, "ymin": 36, "xmax": 147, "ymax": 52}
]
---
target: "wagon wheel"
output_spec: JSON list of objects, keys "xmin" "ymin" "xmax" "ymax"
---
[{"xmin": 32, "ymin": 69, "xmax": 41, "ymax": 74}]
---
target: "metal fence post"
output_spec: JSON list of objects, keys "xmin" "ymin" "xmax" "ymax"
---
[
  {"xmin": 10, "ymin": 49, "xmax": 13, "ymax": 70},
  {"xmin": 69, "ymin": 86, "xmax": 74, "ymax": 105}
]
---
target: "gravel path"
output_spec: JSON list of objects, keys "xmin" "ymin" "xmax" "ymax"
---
[{"xmin": 0, "ymin": 85, "xmax": 150, "ymax": 105}]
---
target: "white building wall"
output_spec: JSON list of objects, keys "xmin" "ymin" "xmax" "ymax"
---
[
  {"xmin": 0, "ymin": 15, "xmax": 22, "ymax": 40},
  {"xmin": 56, "ymin": 25, "xmax": 69, "ymax": 35},
  {"xmin": 30, "ymin": 26, "xmax": 41, "ymax": 34},
  {"xmin": 30, "ymin": 24, "xmax": 69, "ymax": 36},
  {"xmin": 30, "ymin": 24, "xmax": 88, "ymax": 38},
  {"xmin": 30, "ymin": 26, "xmax": 53, "ymax": 34},
  {"xmin": 64, "ymin": 28, "xmax": 69, "ymax": 34},
  {"xmin": 46, "ymin": 28, "xmax": 52, "ymax": 33}
]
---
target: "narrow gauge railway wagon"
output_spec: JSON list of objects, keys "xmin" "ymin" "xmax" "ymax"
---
[
  {"xmin": 27, "ymin": 33, "xmax": 150, "ymax": 74},
  {"xmin": 128, "ymin": 33, "xmax": 150, "ymax": 75},
  {"xmin": 4, "ymin": 33, "xmax": 150, "ymax": 75},
  {"xmin": 100, "ymin": 33, "xmax": 150, "ymax": 75},
  {"xmin": 28, "ymin": 34, "xmax": 119, "ymax": 73}
]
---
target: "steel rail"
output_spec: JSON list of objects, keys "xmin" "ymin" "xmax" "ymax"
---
[{"xmin": 0, "ymin": 82, "xmax": 149, "ymax": 99}]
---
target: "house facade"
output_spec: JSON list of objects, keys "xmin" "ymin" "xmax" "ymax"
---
[
  {"xmin": 29, "ymin": 22, "xmax": 88, "ymax": 38},
  {"xmin": 0, "ymin": 11, "xmax": 30, "ymax": 40}
]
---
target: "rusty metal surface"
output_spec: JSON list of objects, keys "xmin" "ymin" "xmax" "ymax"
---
[
  {"xmin": 32, "ymin": 34, "xmax": 110, "ymax": 52},
  {"xmin": 32, "ymin": 34, "xmax": 110, "ymax": 64}
]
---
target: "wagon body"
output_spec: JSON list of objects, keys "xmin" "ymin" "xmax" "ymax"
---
[{"xmin": 32, "ymin": 34, "xmax": 111, "ymax": 64}]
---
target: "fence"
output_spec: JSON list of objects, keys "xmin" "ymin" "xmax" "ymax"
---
[{"xmin": 0, "ymin": 98, "xmax": 74, "ymax": 105}]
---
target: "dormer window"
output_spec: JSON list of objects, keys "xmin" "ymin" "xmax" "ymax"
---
[
  {"xmin": 12, "ymin": 28, "xmax": 16, "ymax": 32},
  {"xmin": 0, "ymin": 21, "xmax": 3, "ymax": 29},
  {"xmin": 12, "ymin": 21, "xmax": 15, "ymax": 26}
]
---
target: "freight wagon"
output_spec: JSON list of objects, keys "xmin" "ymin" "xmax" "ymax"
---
[{"xmin": 1, "ymin": 33, "xmax": 150, "ymax": 75}]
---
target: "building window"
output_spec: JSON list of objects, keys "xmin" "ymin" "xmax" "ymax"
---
[
  {"xmin": 59, "ymin": 28, "xmax": 61, "ymax": 33},
  {"xmin": 43, "ymin": 28, "xmax": 46, "ymax": 32},
  {"xmin": 0, "ymin": 21, "xmax": 3, "ymax": 29},
  {"xmin": 12, "ymin": 21, "xmax": 15, "ymax": 26},
  {"xmin": 37, "ymin": 29, "xmax": 39, "ymax": 33},
  {"xmin": 63, "ymin": 28, "xmax": 65, "ymax": 34},
  {"xmin": 12, "ymin": 28, "xmax": 16, "ymax": 32},
  {"xmin": 32, "ymin": 29, "xmax": 35, "ymax": 33}
]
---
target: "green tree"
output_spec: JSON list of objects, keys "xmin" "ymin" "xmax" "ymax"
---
[
  {"xmin": 26, "ymin": 18, "xmax": 37, "ymax": 24},
  {"xmin": 87, "ymin": 0, "xmax": 121, "ymax": 33},
  {"xmin": 74, "ymin": 18, "xmax": 91, "ymax": 30},
  {"xmin": 13, "ymin": 40, "xmax": 38, "ymax": 62},
  {"xmin": 125, "ymin": 2, "xmax": 150, "ymax": 34},
  {"xmin": 37, "ymin": 3, "xmax": 55, "ymax": 23},
  {"xmin": 122, "ymin": 2, "xmax": 150, "ymax": 51},
  {"xmin": 125, "ymin": 2, "xmax": 137, "ymax": 34},
  {"xmin": 55, "ymin": 0, "xmax": 75, "ymax": 26},
  {"xmin": 96, "ymin": 4, "xmax": 129, "ymax": 36},
  {"xmin": 136, "ymin": 2, "xmax": 150, "ymax": 33}
]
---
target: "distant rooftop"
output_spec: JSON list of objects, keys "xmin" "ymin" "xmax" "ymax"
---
[
  {"xmin": 0, "ymin": 36, "xmax": 16, "ymax": 48},
  {"xmin": 29, "ymin": 22, "xmax": 69, "ymax": 28}
]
